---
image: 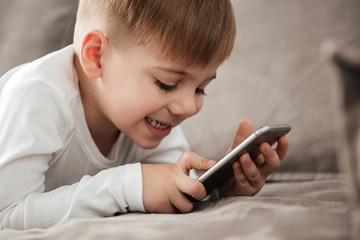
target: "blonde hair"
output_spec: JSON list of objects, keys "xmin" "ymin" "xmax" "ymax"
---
[{"xmin": 74, "ymin": 0, "xmax": 236, "ymax": 66}]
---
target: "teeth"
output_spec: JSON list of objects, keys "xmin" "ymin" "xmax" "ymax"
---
[{"xmin": 146, "ymin": 117, "xmax": 169, "ymax": 130}]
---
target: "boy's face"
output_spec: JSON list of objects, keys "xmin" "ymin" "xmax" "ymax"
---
[{"xmin": 94, "ymin": 43, "xmax": 218, "ymax": 149}]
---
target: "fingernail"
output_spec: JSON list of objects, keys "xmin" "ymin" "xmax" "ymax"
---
[
  {"xmin": 245, "ymin": 157, "xmax": 252, "ymax": 167},
  {"xmin": 263, "ymin": 145, "xmax": 270, "ymax": 153},
  {"xmin": 241, "ymin": 156, "xmax": 252, "ymax": 167},
  {"xmin": 208, "ymin": 160, "xmax": 216, "ymax": 167}
]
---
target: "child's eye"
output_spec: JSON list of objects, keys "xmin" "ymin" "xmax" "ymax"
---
[{"xmin": 155, "ymin": 80, "xmax": 177, "ymax": 92}]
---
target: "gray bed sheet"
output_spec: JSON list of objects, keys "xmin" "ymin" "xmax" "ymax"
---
[{"xmin": 0, "ymin": 173, "xmax": 350, "ymax": 240}]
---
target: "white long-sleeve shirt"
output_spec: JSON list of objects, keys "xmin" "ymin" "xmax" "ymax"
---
[{"xmin": 0, "ymin": 45, "xmax": 189, "ymax": 230}]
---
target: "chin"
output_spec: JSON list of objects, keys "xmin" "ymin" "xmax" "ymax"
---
[{"xmin": 135, "ymin": 138, "xmax": 163, "ymax": 149}]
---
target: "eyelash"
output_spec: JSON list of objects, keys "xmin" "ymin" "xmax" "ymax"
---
[
  {"xmin": 155, "ymin": 80, "xmax": 206, "ymax": 95},
  {"xmin": 155, "ymin": 80, "xmax": 177, "ymax": 92},
  {"xmin": 196, "ymin": 88, "xmax": 206, "ymax": 95}
]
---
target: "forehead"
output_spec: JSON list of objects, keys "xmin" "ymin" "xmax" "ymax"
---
[
  {"xmin": 152, "ymin": 64, "xmax": 218, "ymax": 82},
  {"xmin": 147, "ymin": 49, "xmax": 219, "ymax": 82},
  {"xmin": 114, "ymin": 42, "xmax": 219, "ymax": 80},
  {"xmin": 112, "ymin": 41, "xmax": 219, "ymax": 84}
]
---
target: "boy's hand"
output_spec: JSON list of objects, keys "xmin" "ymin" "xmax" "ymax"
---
[
  {"xmin": 219, "ymin": 119, "xmax": 289, "ymax": 197},
  {"xmin": 142, "ymin": 152, "xmax": 216, "ymax": 213}
]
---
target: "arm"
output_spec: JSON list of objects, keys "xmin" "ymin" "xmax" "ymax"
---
[
  {"xmin": 1, "ymin": 162, "xmax": 143, "ymax": 229},
  {"xmin": 0, "ymin": 82, "xmax": 144, "ymax": 229}
]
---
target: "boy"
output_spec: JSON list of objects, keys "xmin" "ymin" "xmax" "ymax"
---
[{"xmin": 0, "ymin": 0, "xmax": 288, "ymax": 230}]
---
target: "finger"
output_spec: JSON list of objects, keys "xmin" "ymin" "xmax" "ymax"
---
[
  {"xmin": 148, "ymin": 197, "xmax": 177, "ymax": 214},
  {"xmin": 254, "ymin": 154, "xmax": 265, "ymax": 168},
  {"xmin": 232, "ymin": 158, "xmax": 258, "ymax": 196},
  {"xmin": 232, "ymin": 160, "xmax": 249, "ymax": 187},
  {"xmin": 162, "ymin": 203, "xmax": 178, "ymax": 214},
  {"xmin": 259, "ymin": 142, "xmax": 281, "ymax": 177},
  {"xmin": 176, "ymin": 152, "xmax": 216, "ymax": 174},
  {"xmin": 276, "ymin": 136, "xmax": 289, "ymax": 160},
  {"xmin": 239, "ymin": 154, "xmax": 262, "ymax": 188},
  {"xmin": 176, "ymin": 175, "xmax": 207, "ymax": 201},
  {"xmin": 229, "ymin": 119, "xmax": 253, "ymax": 150},
  {"xmin": 169, "ymin": 190, "xmax": 194, "ymax": 213}
]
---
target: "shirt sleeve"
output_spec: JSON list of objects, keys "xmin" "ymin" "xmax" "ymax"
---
[
  {"xmin": 0, "ymin": 80, "xmax": 144, "ymax": 230},
  {"xmin": 1, "ymin": 162, "xmax": 144, "ymax": 229}
]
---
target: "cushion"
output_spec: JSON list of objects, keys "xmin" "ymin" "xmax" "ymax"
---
[
  {"xmin": 0, "ymin": 0, "xmax": 78, "ymax": 76},
  {"xmin": 182, "ymin": 0, "xmax": 360, "ymax": 174},
  {"xmin": 1, "ymin": 0, "xmax": 360, "ymax": 176},
  {"xmin": 329, "ymin": 44, "xmax": 360, "ymax": 240}
]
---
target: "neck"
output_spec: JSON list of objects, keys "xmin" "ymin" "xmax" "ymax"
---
[{"xmin": 74, "ymin": 55, "xmax": 120, "ymax": 157}]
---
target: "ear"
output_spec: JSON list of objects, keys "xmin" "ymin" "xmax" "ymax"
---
[{"xmin": 79, "ymin": 30, "xmax": 108, "ymax": 79}]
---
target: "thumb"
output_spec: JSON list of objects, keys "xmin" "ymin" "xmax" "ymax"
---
[
  {"xmin": 176, "ymin": 152, "xmax": 216, "ymax": 175},
  {"xmin": 229, "ymin": 119, "xmax": 253, "ymax": 151}
]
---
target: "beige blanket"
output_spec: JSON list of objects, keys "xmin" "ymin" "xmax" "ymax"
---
[{"xmin": 0, "ymin": 173, "xmax": 350, "ymax": 240}]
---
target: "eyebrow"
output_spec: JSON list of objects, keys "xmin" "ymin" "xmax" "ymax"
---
[{"xmin": 154, "ymin": 66, "xmax": 217, "ymax": 81}]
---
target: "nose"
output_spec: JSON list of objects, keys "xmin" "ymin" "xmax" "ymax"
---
[{"xmin": 168, "ymin": 93, "xmax": 202, "ymax": 119}]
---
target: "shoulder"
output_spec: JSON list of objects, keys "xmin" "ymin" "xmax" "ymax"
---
[
  {"xmin": 1, "ymin": 45, "xmax": 79, "ymax": 102},
  {"xmin": 0, "ymin": 46, "xmax": 81, "ymax": 137},
  {"xmin": 1, "ymin": 45, "xmax": 80, "ymax": 121}
]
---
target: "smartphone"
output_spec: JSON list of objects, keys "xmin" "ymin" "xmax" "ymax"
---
[{"xmin": 189, "ymin": 124, "xmax": 291, "ymax": 201}]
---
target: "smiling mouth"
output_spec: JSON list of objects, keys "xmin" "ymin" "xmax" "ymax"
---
[{"xmin": 145, "ymin": 117, "xmax": 171, "ymax": 130}]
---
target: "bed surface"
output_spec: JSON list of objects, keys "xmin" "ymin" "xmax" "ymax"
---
[{"xmin": 0, "ymin": 174, "xmax": 350, "ymax": 240}]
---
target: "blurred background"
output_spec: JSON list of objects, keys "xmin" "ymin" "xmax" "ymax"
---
[
  {"xmin": 182, "ymin": 0, "xmax": 360, "ymax": 173},
  {"xmin": 0, "ymin": 0, "xmax": 359, "ymax": 173}
]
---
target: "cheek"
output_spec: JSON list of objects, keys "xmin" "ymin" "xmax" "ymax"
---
[{"xmin": 121, "ymin": 83, "xmax": 165, "ymax": 117}]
